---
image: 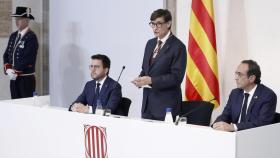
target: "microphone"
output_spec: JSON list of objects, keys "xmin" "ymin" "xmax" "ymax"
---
[
  {"xmin": 175, "ymin": 98, "xmax": 216, "ymax": 125},
  {"xmin": 117, "ymin": 66, "xmax": 125, "ymax": 82}
]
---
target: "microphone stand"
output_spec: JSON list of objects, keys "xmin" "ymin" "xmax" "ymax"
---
[{"xmin": 117, "ymin": 66, "xmax": 125, "ymax": 82}]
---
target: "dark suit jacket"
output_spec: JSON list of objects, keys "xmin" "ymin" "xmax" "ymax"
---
[
  {"xmin": 3, "ymin": 30, "xmax": 38, "ymax": 75},
  {"xmin": 140, "ymin": 35, "xmax": 187, "ymax": 119},
  {"xmin": 69, "ymin": 77, "xmax": 122, "ymax": 113},
  {"xmin": 215, "ymin": 84, "xmax": 277, "ymax": 131}
]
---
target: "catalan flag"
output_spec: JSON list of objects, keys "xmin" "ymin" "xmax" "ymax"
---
[{"xmin": 185, "ymin": 0, "xmax": 220, "ymax": 107}]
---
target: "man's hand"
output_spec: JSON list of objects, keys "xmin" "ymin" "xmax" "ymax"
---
[
  {"xmin": 213, "ymin": 121, "xmax": 235, "ymax": 132},
  {"xmin": 131, "ymin": 76, "xmax": 152, "ymax": 88},
  {"xmin": 71, "ymin": 103, "xmax": 89, "ymax": 113}
]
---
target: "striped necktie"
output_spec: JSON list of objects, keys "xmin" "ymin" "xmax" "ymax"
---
[{"xmin": 150, "ymin": 40, "xmax": 162, "ymax": 64}]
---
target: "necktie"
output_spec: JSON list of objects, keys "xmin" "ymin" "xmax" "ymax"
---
[
  {"xmin": 150, "ymin": 40, "xmax": 162, "ymax": 64},
  {"xmin": 96, "ymin": 82, "xmax": 101, "ymax": 98},
  {"xmin": 13, "ymin": 34, "xmax": 21, "ymax": 50},
  {"xmin": 93, "ymin": 83, "xmax": 101, "ymax": 106},
  {"xmin": 153, "ymin": 40, "xmax": 162, "ymax": 57},
  {"xmin": 240, "ymin": 93, "xmax": 250, "ymax": 122},
  {"xmin": 15, "ymin": 34, "xmax": 21, "ymax": 44}
]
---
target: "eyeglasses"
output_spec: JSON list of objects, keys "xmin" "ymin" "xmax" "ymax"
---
[
  {"xmin": 89, "ymin": 65, "xmax": 101, "ymax": 69},
  {"xmin": 235, "ymin": 72, "xmax": 248, "ymax": 78},
  {"xmin": 149, "ymin": 21, "xmax": 167, "ymax": 28}
]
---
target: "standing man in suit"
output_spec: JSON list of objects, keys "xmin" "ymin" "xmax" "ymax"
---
[
  {"xmin": 213, "ymin": 60, "xmax": 277, "ymax": 131},
  {"xmin": 3, "ymin": 6, "xmax": 38, "ymax": 99},
  {"xmin": 69, "ymin": 54, "xmax": 122, "ymax": 114},
  {"xmin": 132, "ymin": 9, "xmax": 187, "ymax": 121}
]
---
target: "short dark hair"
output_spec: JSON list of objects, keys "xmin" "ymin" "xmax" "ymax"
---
[
  {"xmin": 150, "ymin": 9, "xmax": 172, "ymax": 26},
  {"xmin": 91, "ymin": 54, "xmax": 111, "ymax": 69},
  {"xmin": 241, "ymin": 60, "xmax": 261, "ymax": 84}
]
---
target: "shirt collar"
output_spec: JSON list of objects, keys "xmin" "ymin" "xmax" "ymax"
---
[
  {"xmin": 18, "ymin": 26, "xmax": 29, "ymax": 37},
  {"xmin": 157, "ymin": 31, "xmax": 171, "ymax": 44},
  {"xmin": 244, "ymin": 84, "xmax": 257, "ymax": 96},
  {"xmin": 96, "ymin": 76, "xmax": 107, "ymax": 86}
]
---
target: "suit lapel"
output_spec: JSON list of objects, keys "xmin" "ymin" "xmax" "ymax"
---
[
  {"xmin": 234, "ymin": 91, "xmax": 245, "ymax": 122},
  {"xmin": 99, "ymin": 77, "xmax": 109, "ymax": 98},
  {"xmin": 146, "ymin": 39, "xmax": 157, "ymax": 72}
]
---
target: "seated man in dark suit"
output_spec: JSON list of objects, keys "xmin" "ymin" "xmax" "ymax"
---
[
  {"xmin": 213, "ymin": 60, "xmax": 277, "ymax": 131},
  {"xmin": 69, "ymin": 54, "xmax": 122, "ymax": 114}
]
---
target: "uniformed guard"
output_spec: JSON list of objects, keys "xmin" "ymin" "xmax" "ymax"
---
[{"xmin": 3, "ymin": 6, "xmax": 38, "ymax": 99}]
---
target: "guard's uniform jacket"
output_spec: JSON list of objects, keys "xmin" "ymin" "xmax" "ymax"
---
[
  {"xmin": 3, "ymin": 30, "xmax": 38, "ymax": 76},
  {"xmin": 3, "ymin": 29, "xmax": 38, "ymax": 99}
]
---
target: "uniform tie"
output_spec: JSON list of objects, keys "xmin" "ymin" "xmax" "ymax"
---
[
  {"xmin": 15, "ymin": 34, "xmax": 21, "ymax": 44},
  {"xmin": 13, "ymin": 34, "xmax": 21, "ymax": 51}
]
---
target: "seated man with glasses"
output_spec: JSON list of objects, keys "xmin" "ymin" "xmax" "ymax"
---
[
  {"xmin": 69, "ymin": 54, "xmax": 122, "ymax": 114},
  {"xmin": 132, "ymin": 9, "xmax": 186, "ymax": 121},
  {"xmin": 213, "ymin": 60, "xmax": 277, "ymax": 131}
]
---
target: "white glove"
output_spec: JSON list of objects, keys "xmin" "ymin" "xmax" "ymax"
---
[{"xmin": 6, "ymin": 69, "xmax": 17, "ymax": 80}]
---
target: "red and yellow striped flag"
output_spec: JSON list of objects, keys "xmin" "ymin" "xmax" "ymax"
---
[{"xmin": 185, "ymin": 0, "xmax": 220, "ymax": 107}]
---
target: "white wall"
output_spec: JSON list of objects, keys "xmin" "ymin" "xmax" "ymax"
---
[
  {"xmin": 177, "ymin": 0, "xmax": 280, "ymax": 120},
  {"xmin": 49, "ymin": 0, "xmax": 163, "ymax": 117}
]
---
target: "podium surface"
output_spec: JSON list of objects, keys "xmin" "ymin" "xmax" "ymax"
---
[{"xmin": 0, "ymin": 96, "xmax": 279, "ymax": 158}]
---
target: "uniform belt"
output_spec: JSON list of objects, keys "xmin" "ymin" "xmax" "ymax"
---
[{"xmin": 18, "ymin": 73, "xmax": 35, "ymax": 76}]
